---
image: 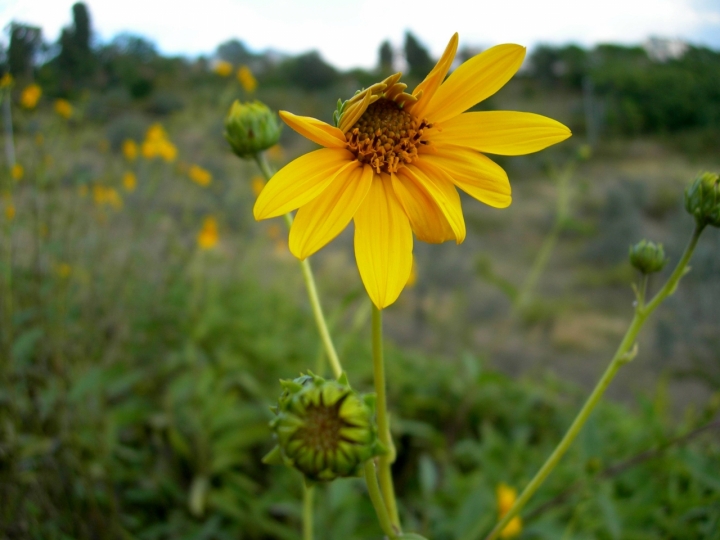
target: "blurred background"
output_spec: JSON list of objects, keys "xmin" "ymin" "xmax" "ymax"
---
[{"xmin": 1, "ymin": 1, "xmax": 719, "ymax": 539}]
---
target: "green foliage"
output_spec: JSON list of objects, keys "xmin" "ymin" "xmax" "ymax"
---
[
  {"xmin": 7, "ymin": 22, "xmax": 43, "ymax": 78},
  {"xmin": 276, "ymin": 51, "xmax": 338, "ymax": 91},
  {"xmin": 378, "ymin": 40, "xmax": 394, "ymax": 74},
  {"xmin": 404, "ymin": 32, "xmax": 434, "ymax": 79},
  {"xmin": 57, "ymin": 2, "xmax": 97, "ymax": 90}
]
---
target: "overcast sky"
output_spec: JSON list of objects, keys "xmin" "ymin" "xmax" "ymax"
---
[{"xmin": 2, "ymin": 0, "xmax": 720, "ymax": 69}]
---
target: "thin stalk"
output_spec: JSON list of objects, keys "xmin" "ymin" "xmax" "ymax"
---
[
  {"xmin": 364, "ymin": 460, "xmax": 397, "ymax": 539},
  {"xmin": 253, "ymin": 152, "xmax": 343, "ymax": 378},
  {"xmin": 2, "ymin": 90, "xmax": 15, "ymax": 359},
  {"xmin": 372, "ymin": 305, "xmax": 401, "ymax": 530},
  {"xmin": 482, "ymin": 224, "xmax": 705, "ymax": 540},
  {"xmin": 303, "ymin": 484, "xmax": 314, "ymax": 540}
]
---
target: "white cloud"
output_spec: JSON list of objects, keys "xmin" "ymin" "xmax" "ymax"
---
[{"xmin": 1, "ymin": 0, "xmax": 719, "ymax": 69}]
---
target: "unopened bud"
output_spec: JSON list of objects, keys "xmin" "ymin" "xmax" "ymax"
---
[
  {"xmin": 629, "ymin": 240, "xmax": 668, "ymax": 274},
  {"xmin": 685, "ymin": 172, "xmax": 720, "ymax": 228},
  {"xmin": 263, "ymin": 373, "xmax": 384, "ymax": 482},
  {"xmin": 224, "ymin": 100, "xmax": 282, "ymax": 159}
]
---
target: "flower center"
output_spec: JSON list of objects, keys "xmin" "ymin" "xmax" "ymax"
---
[
  {"xmin": 346, "ymin": 98, "xmax": 432, "ymax": 174},
  {"xmin": 297, "ymin": 399, "xmax": 346, "ymax": 453}
]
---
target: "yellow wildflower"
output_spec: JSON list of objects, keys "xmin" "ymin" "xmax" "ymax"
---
[
  {"xmin": 267, "ymin": 224, "xmax": 281, "ymax": 240},
  {"xmin": 253, "ymin": 33, "xmax": 570, "ymax": 308},
  {"xmin": 93, "ymin": 185, "xmax": 123, "ymax": 209},
  {"xmin": 251, "ymin": 176, "xmax": 266, "ymax": 198},
  {"xmin": 237, "ymin": 65, "xmax": 257, "ymax": 93},
  {"xmin": 5, "ymin": 203, "xmax": 15, "ymax": 221},
  {"xmin": 20, "ymin": 84, "xmax": 41, "ymax": 109},
  {"xmin": 188, "ymin": 164, "xmax": 212, "ymax": 187},
  {"xmin": 214, "ymin": 60, "xmax": 233, "ymax": 77},
  {"xmin": 197, "ymin": 217, "xmax": 219, "ymax": 250},
  {"xmin": 54, "ymin": 99, "xmax": 73, "ymax": 119},
  {"xmin": 496, "ymin": 484, "xmax": 523, "ymax": 538},
  {"xmin": 123, "ymin": 171, "xmax": 137, "ymax": 192},
  {"xmin": 158, "ymin": 140, "xmax": 177, "ymax": 162},
  {"xmin": 0, "ymin": 73, "xmax": 13, "ymax": 88},
  {"xmin": 141, "ymin": 124, "xmax": 177, "ymax": 162},
  {"xmin": 122, "ymin": 139, "xmax": 138, "ymax": 161},
  {"xmin": 56, "ymin": 263, "xmax": 72, "ymax": 279},
  {"xmin": 266, "ymin": 144, "xmax": 285, "ymax": 161},
  {"xmin": 11, "ymin": 164, "xmax": 24, "ymax": 181}
]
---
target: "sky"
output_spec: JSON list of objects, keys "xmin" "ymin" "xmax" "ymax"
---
[{"xmin": 2, "ymin": 0, "xmax": 720, "ymax": 69}]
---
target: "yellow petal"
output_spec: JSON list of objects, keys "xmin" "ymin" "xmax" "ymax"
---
[
  {"xmin": 339, "ymin": 89, "xmax": 372, "ymax": 133},
  {"xmin": 429, "ymin": 111, "xmax": 571, "ymax": 155},
  {"xmin": 280, "ymin": 111, "xmax": 348, "ymax": 148},
  {"xmin": 394, "ymin": 165, "xmax": 465, "ymax": 243},
  {"xmin": 408, "ymin": 33, "xmax": 459, "ymax": 118},
  {"xmin": 289, "ymin": 163, "xmax": 371, "ymax": 259},
  {"xmin": 418, "ymin": 146, "xmax": 511, "ymax": 208},
  {"xmin": 254, "ymin": 148, "xmax": 354, "ymax": 219},
  {"xmin": 422, "ymin": 44, "xmax": 526, "ymax": 124},
  {"xmin": 354, "ymin": 175, "xmax": 413, "ymax": 309}
]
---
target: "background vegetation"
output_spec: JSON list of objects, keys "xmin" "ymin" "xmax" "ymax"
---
[{"xmin": 1, "ymin": 4, "xmax": 719, "ymax": 539}]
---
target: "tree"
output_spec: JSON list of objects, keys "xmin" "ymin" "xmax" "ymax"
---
[
  {"xmin": 7, "ymin": 23, "xmax": 42, "ymax": 78},
  {"xmin": 404, "ymin": 32, "xmax": 433, "ymax": 79},
  {"xmin": 57, "ymin": 2, "xmax": 96, "ymax": 88},
  {"xmin": 378, "ymin": 40, "xmax": 393, "ymax": 73}
]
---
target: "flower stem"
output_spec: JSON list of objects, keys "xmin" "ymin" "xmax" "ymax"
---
[
  {"xmin": 371, "ymin": 304, "xmax": 401, "ymax": 530},
  {"xmin": 303, "ymin": 484, "xmax": 314, "ymax": 540},
  {"xmin": 253, "ymin": 152, "xmax": 343, "ymax": 379},
  {"xmin": 364, "ymin": 460, "xmax": 397, "ymax": 539},
  {"xmin": 482, "ymin": 223, "xmax": 705, "ymax": 540}
]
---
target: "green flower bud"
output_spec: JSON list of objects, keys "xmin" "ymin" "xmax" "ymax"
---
[
  {"xmin": 629, "ymin": 240, "xmax": 668, "ymax": 274},
  {"xmin": 684, "ymin": 172, "xmax": 720, "ymax": 228},
  {"xmin": 224, "ymin": 100, "xmax": 282, "ymax": 159},
  {"xmin": 263, "ymin": 373, "xmax": 384, "ymax": 482}
]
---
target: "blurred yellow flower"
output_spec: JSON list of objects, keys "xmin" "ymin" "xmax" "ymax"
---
[
  {"xmin": 0, "ymin": 73, "xmax": 13, "ymax": 88},
  {"xmin": 267, "ymin": 224, "xmax": 281, "ymax": 240},
  {"xmin": 214, "ymin": 60, "xmax": 233, "ymax": 77},
  {"xmin": 496, "ymin": 484, "xmax": 522, "ymax": 538},
  {"xmin": 251, "ymin": 176, "xmax": 266, "ymax": 198},
  {"xmin": 266, "ymin": 144, "xmax": 284, "ymax": 161},
  {"xmin": 5, "ymin": 203, "xmax": 15, "ymax": 221},
  {"xmin": 188, "ymin": 164, "xmax": 212, "ymax": 187},
  {"xmin": 93, "ymin": 185, "xmax": 123, "ymax": 209},
  {"xmin": 197, "ymin": 216, "xmax": 219, "ymax": 250},
  {"xmin": 123, "ymin": 171, "xmax": 137, "ymax": 192},
  {"xmin": 56, "ymin": 263, "xmax": 72, "ymax": 279},
  {"xmin": 11, "ymin": 164, "xmax": 24, "ymax": 181},
  {"xmin": 254, "ymin": 33, "xmax": 570, "ymax": 308},
  {"xmin": 237, "ymin": 65, "xmax": 257, "ymax": 92},
  {"xmin": 54, "ymin": 98, "xmax": 73, "ymax": 119},
  {"xmin": 122, "ymin": 139, "xmax": 138, "ymax": 161},
  {"xmin": 142, "ymin": 124, "xmax": 177, "ymax": 162},
  {"xmin": 20, "ymin": 84, "xmax": 41, "ymax": 109}
]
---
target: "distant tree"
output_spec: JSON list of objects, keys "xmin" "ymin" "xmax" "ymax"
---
[
  {"xmin": 217, "ymin": 40, "xmax": 253, "ymax": 65},
  {"xmin": 57, "ymin": 2, "xmax": 96, "ymax": 88},
  {"xmin": 7, "ymin": 23, "xmax": 43, "ymax": 78},
  {"xmin": 98, "ymin": 34, "xmax": 158, "ymax": 99},
  {"xmin": 280, "ymin": 51, "xmax": 338, "ymax": 90},
  {"xmin": 378, "ymin": 40, "xmax": 393, "ymax": 73},
  {"xmin": 404, "ymin": 32, "xmax": 433, "ymax": 78}
]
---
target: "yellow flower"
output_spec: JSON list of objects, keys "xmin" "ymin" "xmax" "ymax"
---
[
  {"xmin": 0, "ymin": 73, "xmax": 13, "ymax": 89},
  {"xmin": 266, "ymin": 144, "xmax": 285, "ymax": 161},
  {"xmin": 54, "ymin": 98, "xmax": 73, "ymax": 119},
  {"xmin": 197, "ymin": 217, "xmax": 219, "ymax": 249},
  {"xmin": 158, "ymin": 140, "xmax": 177, "ymax": 162},
  {"xmin": 122, "ymin": 139, "xmax": 138, "ymax": 161},
  {"xmin": 237, "ymin": 65, "xmax": 257, "ymax": 92},
  {"xmin": 214, "ymin": 60, "xmax": 233, "ymax": 77},
  {"xmin": 5, "ymin": 202, "xmax": 15, "ymax": 221},
  {"xmin": 56, "ymin": 263, "xmax": 72, "ymax": 279},
  {"xmin": 251, "ymin": 176, "xmax": 266, "ymax": 198},
  {"xmin": 11, "ymin": 164, "xmax": 24, "ymax": 181},
  {"xmin": 254, "ymin": 34, "xmax": 571, "ymax": 308},
  {"xmin": 20, "ymin": 84, "xmax": 42, "ymax": 109},
  {"xmin": 496, "ymin": 484, "xmax": 522, "ymax": 538},
  {"xmin": 141, "ymin": 124, "xmax": 177, "ymax": 162},
  {"xmin": 123, "ymin": 171, "xmax": 137, "ymax": 192},
  {"xmin": 188, "ymin": 164, "xmax": 212, "ymax": 187},
  {"xmin": 93, "ymin": 185, "xmax": 123, "ymax": 209}
]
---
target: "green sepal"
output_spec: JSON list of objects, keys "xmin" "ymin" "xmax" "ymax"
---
[
  {"xmin": 337, "ymin": 371, "xmax": 350, "ymax": 387},
  {"xmin": 363, "ymin": 393, "xmax": 377, "ymax": 413},
  {"xmin": 279, "ymin": 379, "xmax": 304, "ymax": 394},
  {"xmin": 261, "ymin": 445, "xmax": 285, "ymax": 466}
]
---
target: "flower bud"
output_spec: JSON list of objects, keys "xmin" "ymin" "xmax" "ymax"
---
[
  {"xmin": 629, "ymin": 240, "xmax": 668, "ymax": 274},
  {"xmin": 224, "ymin": 100, "xmax": 281, "ymax": 159},
  {"xmin": 263, "ymin": 373, "xmax": 384, "ymax": 482},
  {"xmin": 684, "ymin": 172, "xmax": 720, "ymax": 228}
]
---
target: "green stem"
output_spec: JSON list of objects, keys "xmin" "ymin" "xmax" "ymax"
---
[
  {"xmin": 364, "ymin": 460, "xmax": 397, "ymax": 539},
  {"xmin": 482, "ymin": 224, "xmax": 705, "ymax": 540},
  {"xmin": 372, "ymin": 305, "xmax": 401, "ymax": 530},
  {"xmin": 253, "ymin": 153, "xmax": 343, "ymax": 379},
  {"xmin": 303, "ymin": 484, "xmax": 314, "ymax": 540}
]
